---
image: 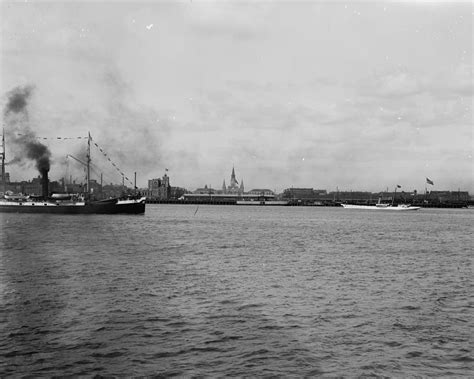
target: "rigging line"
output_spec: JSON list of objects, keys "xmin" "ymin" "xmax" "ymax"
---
[
  {"xmin": 15, "ymin": 133, "xmax": 88, "ymax": 140},
  {"xmin": 65, "ymin": 155, "xmax": 100, "ymax": 185},
  {"xmin": 66, "ymin": 155, "xmax": 118, "ymax": 185},
  {"xmin": 66, "ymin": 141, "xmax": 134, "ymax": 187},
  {"xmin": 90, "ymin": 139, "xmax": 135, "ymax": 187}
]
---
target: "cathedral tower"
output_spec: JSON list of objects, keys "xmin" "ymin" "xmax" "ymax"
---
[
  {"xmin": 226, "ymin": 166, "xmax": 243, "ymax": 194},
  {"xmin": 230, "ymin": 166, "xmax": 238, "ymax": 188}
]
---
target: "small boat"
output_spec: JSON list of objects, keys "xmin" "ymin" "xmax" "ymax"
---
[{"xmin": 3, "ymin": 192, "xmax": 30, "ymax": 201}]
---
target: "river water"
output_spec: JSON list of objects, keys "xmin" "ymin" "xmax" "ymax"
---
[{"xmin": 1, "ymin": 205, "xmax": 472, "ymax": 377}]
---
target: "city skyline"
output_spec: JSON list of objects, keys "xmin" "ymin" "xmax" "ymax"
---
[
  {"xmin": 1, "ymin": 1, "xmax": 472, "ymax": 193},
  {"xmin": 2, "ymin": 161, "xmax": 454, "ymax": 195}
]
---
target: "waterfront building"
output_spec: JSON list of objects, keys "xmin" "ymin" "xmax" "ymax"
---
[
  {"xmin": 22, "ymin": 176, "xmax": 43, "ymax": 195},
  {"xmin": 1, "ymin": 176, "xmax": 62, "ymax": 196},
  {"xmin": 314, "ymin": 189, "xmax": 328, "ymax": 196},
  {"xmin": 101, "ymin": 183, "xmax": 125, "ymax": 198},
  {"xmin": 64, "ymin": 180, "xmax": 86, "ymax": 195},
  {"xmin": 0, "ymin": 172, "xmax": 10, "ymax": 185},
  {"xmin": 224, "ymin": 167, "xmax": 244, "ymax": 194},
  {"xmin": 194, "ymin": 185, "xmax": 217, "ymax": 194},
  {"xmin": 170, "ymin": 186, "xmax": 187, "ymax": 200},
  {"xmin": 426, "ymin": 190, "xmax": 470, "ymax": 202},
  {"xmin": 282, "ymin": 188, "xmax": 317, "ymax": 200},
  {"xmin": 2, "ymin": 181, "xmax": 22, "ymax": 194},
  {"xmin": 192, "ymin": 167, "xmax": 244, "ymax": 196},
  {"xmin": 247, "ymin": 189, "xmax": 275, "ymax": 197},
  {"xmin": 146, "ymin": 173, "xmax": 171, "ymax": 200},
  {"xmin": 181, "ymin": 192, "xmax": 276, "ymax": 203}
]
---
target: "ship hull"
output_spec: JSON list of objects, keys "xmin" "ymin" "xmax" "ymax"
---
[
  {"xmin": 0, "ymin": 198, "xmax": 146, "ymax": 214},
  {"xmin": 341, "ymin": 204, "xmax": 420, "ymax": 211}
]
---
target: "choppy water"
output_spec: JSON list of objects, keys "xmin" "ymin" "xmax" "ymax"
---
[{"xmin": 1, "ymin": 205, "xmax": 472, "ymax": 377}]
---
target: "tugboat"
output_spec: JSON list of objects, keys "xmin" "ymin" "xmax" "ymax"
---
[{"xmin": 0, "ymin": 132, "xmax": 146, "ymax": 214}]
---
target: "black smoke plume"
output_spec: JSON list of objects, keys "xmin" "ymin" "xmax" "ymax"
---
[
  {"xmin": 25, "ymin": 139, "xmax": 51, "ymax": 172},
  {"xmin": 3, "ymin": 85, "xmax": 51, "ymax": 172},
  {"xmin": 4, "ymin": 86, "xmax": 32, "ymax": 117}
]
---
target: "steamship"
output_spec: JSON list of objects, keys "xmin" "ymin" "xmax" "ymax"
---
[
  {"xmin": 0, "ymin": 132, "xmax": 146, "ymax": 214},
  {"xmin": 341, "ymin": 203, "xmax": 420, "ymax": 211},
  {"xmin": 341, "ymin": 186, "xmax": 420, "ymax": 211}
]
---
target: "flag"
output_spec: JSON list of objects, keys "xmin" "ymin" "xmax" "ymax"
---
[
  {"xmin": 396, "ymin": 185, "xmax": 401, "ymax": 188},
  {"xmin": 426, "ymin": 177, "xmax": 434, "ymax": 185}
]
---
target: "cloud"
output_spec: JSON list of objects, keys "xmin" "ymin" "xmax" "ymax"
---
[
  {"xmin": 361, "ymin": 64, "xmax": 473, "ymax": 100},
  {"xmin": 81, "ymin": 68, "xmax": 172, "ymax": 184},
  {"xmin": 1, "ymin": 1, "xmax": 472, "ymax": 192},
  {"xmin": 375, "ymin": 71, "xmax": 423, "ymax": 97},
  {"xmin": 432, "ymin": 63, "xmax": 473, "ymax": 97},
  {"xmin": 2, "ymin": 63, "xmax": 171, "ymax": 186},
  {"xmin": 185, "ymin": 2, "xmax": 270, "ymax": 41}
]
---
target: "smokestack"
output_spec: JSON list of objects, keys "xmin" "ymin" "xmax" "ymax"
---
[{"xmin": 41, "ymin": 169, "xmax": 49, "ymax": 199}]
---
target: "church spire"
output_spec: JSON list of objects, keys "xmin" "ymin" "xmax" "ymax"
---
[{"xmin": 230, "ymin": 166, "xmax": 238, "ymax": 186}]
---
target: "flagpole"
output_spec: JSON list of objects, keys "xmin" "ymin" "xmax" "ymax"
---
[{"xmin": 425, "ymin": 178, "xmax": 434, "ymax": 206}]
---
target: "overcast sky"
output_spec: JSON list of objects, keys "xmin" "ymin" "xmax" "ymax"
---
[{"xmin": 1, "ymin": 0, "xmax": 472, "ymax": 192}]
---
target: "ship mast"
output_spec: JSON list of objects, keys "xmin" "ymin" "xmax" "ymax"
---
[
  {"xmin": 392, "ymin": 185, "xmax": 399, "ymax": 206},
  {"xmin": 86, "ymin": 132, "xmax": 91, "ymax": 198},
  {"xmin": 1, "ymin": 128, "xmax": 5, "ymax": 194}
]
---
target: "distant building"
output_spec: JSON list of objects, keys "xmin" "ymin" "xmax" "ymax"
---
[
  {"xmin": 425, "ymin": 190, "xmax": 470, "ymax": 204},
  {"xmin": 313, "ymin": 189, "xmax": 328, "ymax": 196},
  {"xmin": 192, "ymin": 167, "xmax": 245, "ymax": 196},
  {"xmin": 170, "ymin": 186, "xmax": 187, "ymax": 200},
  {"xmin": 248, "ymin": 189, "xmax": 275, "ymax": 196},
  {"xmin": 3, "ymin": 181, "xmax": 22, "ymax": 193},
  {"xmin": 182, "ymin": 192, "xmax": 275, "ymax": 203},
  {"xmin": 65, "ymin": 180, "xmax": 86, "ymax": 195},
  {"xmin": 1, "ymin": 175, "xmax": 62, "ymax": 196},
  {"xmin": 0, "ymin": 172, "xmax": 10, "ymax": 185},
  {"xmin": 102, "ymin": 183, "xmax": 127, "ymax": 198},
  {"xmin": 22, "ymin": 176, "xmax": 43, "ymax": 195},
  {"xmin": 222, "ymin": 167, "xmax": 244, "ymax": 194},
  {"xmin": 282, "ymin": 188, "xmax": 316, "ymax": 200},
  {"xmin": 146, "ymin": 173, "xmax": 171, "ymax": 200},
  {"xmin": 89, "ymin": 179, "xmax": 102, "ymax": 197},
  {"xmin": 194, "ymin": 185, "xmax": 217, "ymax": 194},
  {"xmin": 336, "ymin": 191, "xmax": 373, "ymax": 201}
]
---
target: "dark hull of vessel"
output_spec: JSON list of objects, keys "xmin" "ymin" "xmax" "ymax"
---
[{"xmin": 0, "ymin": 200, "xmax": 146, "ymax": 214}]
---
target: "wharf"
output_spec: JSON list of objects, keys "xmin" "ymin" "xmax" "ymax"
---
[
  {"xmin": 145, "ymin": 199, "xmax": 470, "ymax": 208},
  {"xmin": 146, "ymin": 199, "xmax": 340, "ymax": 206}
]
